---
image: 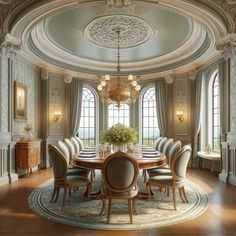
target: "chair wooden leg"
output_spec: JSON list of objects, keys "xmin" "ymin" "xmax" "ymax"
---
[
  {"xmin": 99, "ymin": 199, "xmax": 106, "ymax": 215},
  {"xmin": 172, "ymin": 188, "xmax": 177, "ymax": 210},
  {"xmin": 128, "ymin": 199, "xmax": 133, "ymax": 224},
  {"xmin": 179, "ymin": 187, "xmax": 185, "ymax": 203},
  {"xmin": 165, "ymin": 187, "xmax": 169, "ymax": 197},
  {"xmin": 63, "ymin": 187, "xmax": 67, "ymax": 206},
  {"xmin": 146, "ymin": 183, "xmax": 152, "ymax": 200},
  {"xmin": 50, "ymin": 187, "xmax": 56, "ymax": 203},
  {"xmin": 143, "ymin": 170, "xmax": 147, "ymax": 182},
  {"xmin": 107, "ymin": 198, "xmax": 112, "ymax": 224},
  {"xmin": 132, "ymin": 198, "xmax": 138, "ymax": 215},
  {"xmin": 54, "ymin": 188, "xmax": 60, "ymax": 203},
  {"xmin": 86, "ymin": 183, "xmax": 91, "ymax": 200},
  {"xmin": 181, "ymin": 186, "xmax": 189, "ymax": 203},
  {"xmin": 90, "ymin": 170, "xmax": 94, "ymax": 183},
  {"xmin": 69, "ymin": 188, "xmax": 72, "ymax": 197}
]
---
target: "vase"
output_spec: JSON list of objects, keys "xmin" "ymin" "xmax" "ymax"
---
[{"xmin": 113, "ymin": 145, "xmax": 127, "ymax": 153}]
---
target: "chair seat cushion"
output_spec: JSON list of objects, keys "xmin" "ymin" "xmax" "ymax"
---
[
  {"xmin": 148, "ymin": 175, "xmax": 185, "ymax": 187},
  {"xmin": 66, "ymin": 175, "xmax": 90, "ymax": 186},
  {"xmin": 148, "ymin": 175, "xmax": 173, "ymax": 186},
  {"xmin": 67, "ymin": 167, "xmax": 90, "ymax": 176},
  {"xmin": 148, "ymin": 168, "xmax": 171, "ymax": 177},
  {"xmin": 101, "ymin": 185, "xmax": 138, "ymax": 198}
]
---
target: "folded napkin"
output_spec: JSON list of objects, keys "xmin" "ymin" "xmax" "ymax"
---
[
  {"xmin": 142, "ymin": 151, "xmax": 159, "ymax": 154},
  {"xmin": 142, "ymin": 153, "xmax": 161, "ymax": 158},
  {"xmin": 78, "ymin": 153, "xmax": 96, "ymax": 158}
]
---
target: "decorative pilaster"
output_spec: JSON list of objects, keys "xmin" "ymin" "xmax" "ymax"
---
[
  {"xmin": 216, "ymin": 35, "xmax": 236, "ymax": 185},
  {"xmin": 219, "ymin": 142, "xmax": 229, "ymax": 183},
  {"xmin": 227, "ymin": 133, "xmax": 236, "ymax": 186}
]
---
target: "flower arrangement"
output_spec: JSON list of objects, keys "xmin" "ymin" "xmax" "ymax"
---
[{"xmin": 100, "ymin": 123, "xmax": 137, "ymax": 147}]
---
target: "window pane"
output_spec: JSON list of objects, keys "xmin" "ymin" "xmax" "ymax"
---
[
  {"xmin": 108, "ymin": 103, "xmax": 130, "ymax": 127},
  {"xmin": 78, "ymin": 87, "xmax": 96, "ymax": 147},
  {"xmin": 142, "ymin": 87, "xmax": 160, "ymax": 147},
  {"xmin": 212, "ymin": 72, "xmax": 220, "ymax": 151}
]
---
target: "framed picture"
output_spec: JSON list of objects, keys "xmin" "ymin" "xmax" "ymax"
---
[{"xmin": 14, "ymin": 81, "xmax": 27, "ymax": 120}]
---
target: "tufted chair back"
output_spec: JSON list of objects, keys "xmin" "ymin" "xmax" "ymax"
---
[
  {"xmin": 75, "ymin": 136, "xmax": 84, "ymax": 150},
  {"xmin": 57, "ymin": 140, "xmax": 70, "ymax": 165},
  {"xmin": 153, "ymin": 137, "xmax": 163, "ymax": 151},
  {"xmin": 171, "ymin": 145, "xmax": 191, "ymax": 181},
  {"xmin": 64, "ymin": 138, "xmax": 76, "ymax": 156},
  {"xmin": 157, "ymin": 137, "xmax": 167, "ymax": 153},
  {"xmin": 48, "ymin": 144, "xmax": 67, "ymax": 184},
  {"xmin": 102, "ymin": 151, "xmax": 139, "ymax": 194},
  {"xmin": 162, "ymin": 138, "xmax": 174, "ymax": 157},
  {"xmin": 168, "ymin": 140, "xmax": 182, "ymax": 164},
  {"xmin": 71, "ymin": 137, "xmax": 80, "ymax": 153}
]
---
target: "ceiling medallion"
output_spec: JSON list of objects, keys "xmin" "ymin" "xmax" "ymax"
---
[{"xmin": 84, "ymin": 15, "xmax": 153, "ymax": 49}]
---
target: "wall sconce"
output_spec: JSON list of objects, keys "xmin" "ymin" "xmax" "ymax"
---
[
  {"xmin": 176, "ymin": 110, "xmax": 184, "ymax": 123},
  {"xmin": 53, "ymin": 111, "xmax": 61, "ymax": 122}
]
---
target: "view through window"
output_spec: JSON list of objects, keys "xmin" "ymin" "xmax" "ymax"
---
[
  {"xmin": 142, "ymin": 87, "xmax": 160, "ymax": 147},
  {"xmin": 78, "ymin": 87, "xmax": 96, "ymax": 147},
  {"xmin": 212, "ymin": 72, "xmax": 220, "ymax": 151},
  {"xmin": 108, "ymin": 103, "xmax": 129, "ymax": 127}
]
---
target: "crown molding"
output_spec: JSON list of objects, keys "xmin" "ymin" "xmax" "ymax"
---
[{"xmin": 1, "ymin": 0, "xmax": 236, "ymax": 80}]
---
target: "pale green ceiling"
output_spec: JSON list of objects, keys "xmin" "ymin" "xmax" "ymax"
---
[{"xmin": 45, "ymin": 2, "xmax": 193, "ymax": 63}]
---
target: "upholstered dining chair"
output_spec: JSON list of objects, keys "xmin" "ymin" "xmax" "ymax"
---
[
  {"xmin": 71, "ymin": 137, "xmax": 80, "ymax": 153},
  {"xmin": 148, "ymin": 140, "xmax": 181, "ymax": 177},
  {"xmin": 48, "ymin": 144, "xmax": 91, "ymax": 206},
  {"xmin": 66, "ymin": 138, "xmax": 96, "ymax": 182},
  {"xmin": 141, "ymin": 136, "xmax": 163, "ymax": 152},
  {"xmin": 162, "ymin": 138, "xmax": 174, "ymax": 157},
  {"xmin": 74, "ymin": 136, "xmax": 96, "ymax": 152},
  {"xmin": 146, "ymin": 145, "xmax": 191, "ymax": 210},
  {"xmin": 146, "ymin": 138, "xmax": 173, "ymax": 180},
  {"xmin": 157, "ymin": 137, "xmax": 168, "ymax": 153},
  {"xmin": 154, "ymin": 136, "xmax": 164, "ymax": 151},
  {"xmin": 58, "ymin": 140, "xmax": 90, "ymax": 177},
  {"xmin": 100, "ymin": 151, "xmax": 139, "ymax": 224},
  {"xmin": 141, "ymin": 137, "xmax": 165, "ymax": 182}
]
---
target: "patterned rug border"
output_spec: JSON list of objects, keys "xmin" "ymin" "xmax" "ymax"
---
[{"xmin": 28, "ymin": 179, "xmax": 208, "ymax": 231}]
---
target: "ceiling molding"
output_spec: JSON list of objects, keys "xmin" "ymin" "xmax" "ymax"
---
[{"xmin": 2, "ymin": 0, "xmax": 236, "ymax": 80}]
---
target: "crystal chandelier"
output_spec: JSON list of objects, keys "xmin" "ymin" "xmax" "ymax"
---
[{"xmin": 97, "ymin": 28, "xmax": 141, "ymax": 107}]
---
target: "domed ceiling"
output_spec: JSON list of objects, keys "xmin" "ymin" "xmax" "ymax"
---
[
  {"xmin": 45, "ymin": 4, "xmax": 191, "ymax": 62},
  {"xmin": 13, "ymin": 0, "xmax": 224, "ymax": 80}
]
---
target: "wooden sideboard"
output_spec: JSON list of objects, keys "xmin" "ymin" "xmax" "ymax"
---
[{"xmin": 16, "ymin": 139, "xmax": 42, "ymax": 175}]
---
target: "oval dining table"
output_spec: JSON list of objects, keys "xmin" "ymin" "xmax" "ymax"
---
[{"xmin": 72, "ymin": 152, "xmax": 166, "ymax": 171}]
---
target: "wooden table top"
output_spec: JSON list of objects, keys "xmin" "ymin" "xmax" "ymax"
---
[{"xmin": 72, "ymin": 152, "xmax": 166, "ymax": 170}]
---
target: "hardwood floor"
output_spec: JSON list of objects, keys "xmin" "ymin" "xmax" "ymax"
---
[{"xmin": 0, "ymin": 168, "xmax": 236, "ymax": 236}]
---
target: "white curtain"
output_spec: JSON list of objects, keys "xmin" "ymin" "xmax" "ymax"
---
[
  {"xmin": 192, "ymin": 73, "xmax": 203, "ymax": 168},
  {"xmin": 70, "ymin": 79, "xmax": 83, "ymax": 136},
  {"xmin": 155, "ymin": 79, "xmax": 167, "ymax": 136}
]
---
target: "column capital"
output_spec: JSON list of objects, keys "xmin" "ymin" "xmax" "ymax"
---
[
  {"xmin": 41, "ymin": 68, "xmax": 49, "ymax": 80},
  {"xmin": 0, "ymin": 33, "xmax": 21, "ymax": 57},
  {"xmin": 216, "ymin": 34, "xmax": 236, "ymax": 59},
  {"xmin": 164, "ymin": 72, "xmax": 174, "ymax": 84},
  {"xmin": 64, "ymin": 74, "xmax": 73, "ymax": 84},
  {"xmin": 189, "ymin": 70, "xmax": 197, "ymax": 80}
]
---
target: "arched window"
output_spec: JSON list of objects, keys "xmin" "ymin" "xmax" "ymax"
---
[
  {"xmin": 212, "ymin": 72, "xmax": 220, "ymax": 151},
  {"xmin": 108, "ymin": 103, "xmax": 129, "ymax": 127},
  {"xmin": 78, "ymin": 87, "xmax": 96, "ymax": 147},
  {"xmin": 142, "ymin": 87, "xmax": 160, "ymax": 147}
]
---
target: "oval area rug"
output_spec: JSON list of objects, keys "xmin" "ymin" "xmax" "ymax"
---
[{"xmin": 28, "ymin": 175, "xmax": 208, "ymax": 230}]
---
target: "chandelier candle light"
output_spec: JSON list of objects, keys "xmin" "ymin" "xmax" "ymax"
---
[{"xmin": 97, "ymin": 28, "xmax": 141, "ymax": 107}]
